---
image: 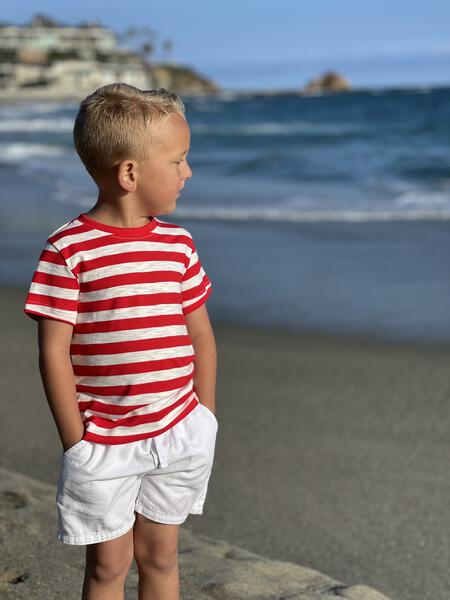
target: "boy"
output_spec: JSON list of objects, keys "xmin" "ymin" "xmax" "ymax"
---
[{"xmin": 23, "ymin": 83, "xmax": 218, "ymax": 600}]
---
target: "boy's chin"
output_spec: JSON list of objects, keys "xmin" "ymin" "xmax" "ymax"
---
[{"xmin": 157, "ymin": 201, "xmax": 178, "ymax": 216}]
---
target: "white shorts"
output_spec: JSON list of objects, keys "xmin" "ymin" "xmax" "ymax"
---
[{"xmin": 56, "ymin": 401, "xmax": 218, "ymax": 545}]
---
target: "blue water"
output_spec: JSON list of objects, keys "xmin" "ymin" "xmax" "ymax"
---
[{"xmin": 1, "ymin": 88, "xmax": 449, "ymax": 345}]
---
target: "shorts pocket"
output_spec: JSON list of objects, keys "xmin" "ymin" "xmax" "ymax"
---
[
  {"xmin": 62, "ymin": 438, "xmax": 88, "ymax": 458},
  {"xmin": 197, "ymin": 402, "xmax": 218, "ymax": 426}
]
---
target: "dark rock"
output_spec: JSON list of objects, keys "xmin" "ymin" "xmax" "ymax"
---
[
  {"xmin": 302, "ymin": 71, "xmax": 351, "ymax": 95},
  {"xmin": 148, "ymin": 63, "xmax": 220, "ymax": 96}
]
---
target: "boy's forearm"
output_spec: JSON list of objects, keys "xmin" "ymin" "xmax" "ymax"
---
[
  {"xmin": 38, "ymin": 349, "xmax": 84, "ymax": 451},
  {"xmin": 191, "ymin": 330, "xmax": 217, "ymax": 414}
]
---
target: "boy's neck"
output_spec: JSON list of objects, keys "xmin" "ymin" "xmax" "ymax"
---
[{"xmin": 84, "ymin": 200, "xmax": 153, "ymax": 229}]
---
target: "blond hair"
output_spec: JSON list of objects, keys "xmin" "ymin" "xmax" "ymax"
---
[{"xmin": 73, "ymin": 82, "xmax": 186, "ymax": 179}]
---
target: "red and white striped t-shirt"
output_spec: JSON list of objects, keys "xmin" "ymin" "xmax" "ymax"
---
[{"xmin": 24, "ymin": 212, "xmax": 213, "ymax": 444}]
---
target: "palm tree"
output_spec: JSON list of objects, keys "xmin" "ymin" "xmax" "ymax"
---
[
  {"xmin": 162, "ymin": 39, "xmax": 174, "ymax": 64},
  {"xmin": 117, "ymin": 26, "xmax": 157, "ymax": 65}
]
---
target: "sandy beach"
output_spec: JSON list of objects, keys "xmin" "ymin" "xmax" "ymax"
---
[{"xmin": 2, "ymin": 286, "xmax": 450, "ymax": 600}]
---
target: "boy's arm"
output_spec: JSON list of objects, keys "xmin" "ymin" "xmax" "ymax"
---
[
  {"xmin": 185, "ymin": 305, "xmax": 217, "ymax": 415},
  {"xmin": 37, "ymin": 318, "xmax": 84, "ymax": 451}
]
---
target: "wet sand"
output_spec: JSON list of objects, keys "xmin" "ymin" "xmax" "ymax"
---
[{"xmin": 2, "ymin": 287, "xmax": 450, "ymax": 600}]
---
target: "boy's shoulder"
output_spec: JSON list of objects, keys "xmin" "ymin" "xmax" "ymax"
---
[
  {"xmin": 153, "ymin": 217, "xmax": 195, "ymax": 246},
  {"xmin": 46, "ymin": 215, "xmax": 85, "ymax": 250}
]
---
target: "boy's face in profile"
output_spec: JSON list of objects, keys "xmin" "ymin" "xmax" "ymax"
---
[{"xmin": 135, "ymin": 112, "xmax": 192, "ymax": 216}]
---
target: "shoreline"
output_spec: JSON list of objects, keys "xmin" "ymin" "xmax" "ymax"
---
[
  {"xmin": 5, "ymin": 210, "xmax": 450, "ymax": 349},
  {"xmin": 6, "ymin": 282, "xmax": 450, "ymax": 352}
]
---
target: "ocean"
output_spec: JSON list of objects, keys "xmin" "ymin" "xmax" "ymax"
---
[{"xmin": 1, "ymin": 87, "xmax": 449, "ymax": 345}]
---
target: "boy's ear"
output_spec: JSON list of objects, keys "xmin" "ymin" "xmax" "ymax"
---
[{"xmin": 117, "ymin": 160, "xmax": 138, "ymax": 192}]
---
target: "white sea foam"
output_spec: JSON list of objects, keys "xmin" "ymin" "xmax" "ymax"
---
[
  {"xmin": 0, "ymin": 100, "xmax": 76, "ymax": 114},
  {"xmin": 191, "ymin": 120, "xmax": 365, "ymax": 137},
  {"xmin": 0, "ymin": 142, "xmax": 67, "ymax": 161},
  {"xmin": 172, "ymin": 206, "xmax": 450, "ymax": 223},
  {"xmin": 0, "ymin": 118, "xmax": 73, "ymax": 132},
  {"xmin": 394, "ymin": 190, "xmax": 450, "ymax": 207}
]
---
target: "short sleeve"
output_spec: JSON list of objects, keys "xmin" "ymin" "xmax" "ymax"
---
[
  {"xmin": 181, "ymin": 239, "xmax": 212, "ymax": 315},
  {"xmin": 23, "ymin": 241, "xmax": 80, "ymax": 326}
]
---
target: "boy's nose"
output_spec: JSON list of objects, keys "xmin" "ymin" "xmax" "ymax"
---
[{"xmin": 183, "ymin": 160, "xmax": 192, "ymax": 180}]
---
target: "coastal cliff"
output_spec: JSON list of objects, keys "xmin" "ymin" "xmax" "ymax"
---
[
  {"xmin": 148, "ymin": 63, "xmax": 219, "ymax": 95},
  {"xmin": 0, "ymin": 17, "xmax": 219, "ymax": 101}
]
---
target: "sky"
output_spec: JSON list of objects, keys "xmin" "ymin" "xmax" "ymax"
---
[{"xmin": 2, "ymin": 1, "xmax": 450, "ymax": 90}]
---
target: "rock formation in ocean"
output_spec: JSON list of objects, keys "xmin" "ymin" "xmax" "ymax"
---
[{"xmin": 302, "ymin": 71, "xmax": 352, "ymax": 95}]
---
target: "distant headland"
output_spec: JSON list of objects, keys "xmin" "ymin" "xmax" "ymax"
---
[
  {"xmin": 0, "ymin": 14, "xmax": 219, "ymax": 101},
  {"xmin": 3, "ymin": 14, "xmax": 411, "ymax": 102}
]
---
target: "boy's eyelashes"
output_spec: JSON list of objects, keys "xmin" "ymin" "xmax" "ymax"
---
[{"xmin": 174, "ymin": 152, "xmax": 189, "ymax": 165}]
